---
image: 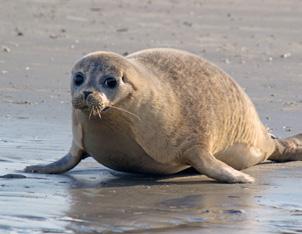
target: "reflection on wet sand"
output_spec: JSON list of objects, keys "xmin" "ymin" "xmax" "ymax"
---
[
  {"xmin": 0, "ymin": 129, "xmax": 72, "ymax": 234},
  {"xmin": 0, "ymin": 162, "xmax": 72, "ymax": 233},
  {"xmin": 63, "ymin": 162, "xmax": 295, "ymax": 233}
]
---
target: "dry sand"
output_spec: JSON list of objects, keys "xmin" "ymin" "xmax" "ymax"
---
[{"xmin": 0, "ymin": 0, "xmax": 302, "ymax": 233}]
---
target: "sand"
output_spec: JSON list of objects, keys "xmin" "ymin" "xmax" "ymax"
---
[{"xmin": 0, "ymin": 0, "xmax": 302, "ymax": 233}]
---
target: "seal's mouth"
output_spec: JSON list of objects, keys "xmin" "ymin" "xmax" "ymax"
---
[
  {"xmin": 72, "ymin": 93, "xmax": 111, "ymax": 120},
  {"xmin": 81, "ymin": 92, "xmax": 110, "ymax": 119},
  {"xmin": 74, "ymin": 92, "xmax": 140, "ymax": 121},
  {"xmin": 85, "ymin": 104, "xmax": 104, "ymax": 119}
]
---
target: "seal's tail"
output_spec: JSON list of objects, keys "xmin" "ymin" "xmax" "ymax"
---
[{"xmin": 269, "ymin": 133, "xmax": 302, "ymax": 162}]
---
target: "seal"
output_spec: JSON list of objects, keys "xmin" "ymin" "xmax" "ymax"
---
[{"xmin": 24, "ymin": 48, "xmax": 302, "ymax": 183}]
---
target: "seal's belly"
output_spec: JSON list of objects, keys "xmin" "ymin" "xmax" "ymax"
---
[{"xmin": 83, "ymin": 124, "xmax": 187, "ymax": 175}]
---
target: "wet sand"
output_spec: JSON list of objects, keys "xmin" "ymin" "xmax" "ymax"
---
[{"xmin": 1, "ymin": 0, "xmax": 302, "ymax": 233}]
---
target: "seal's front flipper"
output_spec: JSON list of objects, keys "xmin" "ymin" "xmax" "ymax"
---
[
  {"xmin": 24, "ymin": 143, "xmax": 87, "ymax": 174},
  {"xmin": 184, "ymin": 146, "xmax": 255, "ymax": 183},
  {"xmin": 269, "ymin": 133, "xmax": 302, "ymax": 162}
]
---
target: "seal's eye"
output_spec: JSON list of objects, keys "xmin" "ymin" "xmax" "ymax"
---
[
  {"xmin": 104, "ymin": 77, "xmax": 118, "ymax": 89},
  {"xmin": 74, "ymin": 73, "xmax": 85, "ymax": 86}
]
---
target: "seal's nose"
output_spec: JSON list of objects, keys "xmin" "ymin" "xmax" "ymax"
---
[{"xmin": 83, "ymin": 91, "xmax": 92, "ymax": 100}]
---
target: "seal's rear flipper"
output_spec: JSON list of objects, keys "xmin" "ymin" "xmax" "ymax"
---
[
  {"xmin": 24, "ymin": 143, "xmax": 88, "ymax": 174},
  {"xmin": 269, "ymin": 133, "xmax": 302, "ymax": 162},
  {"xmin": 184, "ymin": 146, "xmax": 255, "ymax": 183}
]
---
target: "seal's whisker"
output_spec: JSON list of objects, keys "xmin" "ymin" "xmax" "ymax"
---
[
  {"xmin": 109, "ymin": 106, "xmax": 141, "ymax": 121},
  {"xmin": 89, "ymin": 107, "xmax": 93, "ymax": 120},
  {"xmin": 96, "ymin": 107, "xmax": 102, "ymax": 119}
]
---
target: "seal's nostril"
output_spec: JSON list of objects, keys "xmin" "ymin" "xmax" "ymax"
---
[{"xmin": 83, "ymin": 91, "xmax": 92, "ymax": 100}]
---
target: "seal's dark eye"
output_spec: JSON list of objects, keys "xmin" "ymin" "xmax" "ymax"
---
[
  {"xmin": 104, "ymin": 77, "xmax": 117, "ymax": 89},
  {"xmin": 74, "ymin": 73, "xmax": 85, "ymax": 86}
]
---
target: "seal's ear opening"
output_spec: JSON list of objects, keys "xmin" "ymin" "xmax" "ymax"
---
[{"xmin": 122, "ymin": 74, "xmax": 138, "ymax": 91}]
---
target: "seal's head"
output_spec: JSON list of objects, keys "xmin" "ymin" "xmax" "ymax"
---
[{"xmin": 71, "ymin": 52, "xmax": 137, "ymax": 118}]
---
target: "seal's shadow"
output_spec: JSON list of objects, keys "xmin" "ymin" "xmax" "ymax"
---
[{"xmin": 66, "ymin": 167, "xmax": 218, "ymax": 189}]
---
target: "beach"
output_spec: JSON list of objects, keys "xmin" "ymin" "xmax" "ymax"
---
[{"xmin": 1, "ymin": 0, "xmax": 302, "ymax": 233}]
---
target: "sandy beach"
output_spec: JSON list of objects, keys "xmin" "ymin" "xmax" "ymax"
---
[{"xmin": 1, "ymin": 0, "xmax": 302, "ymax": 233}]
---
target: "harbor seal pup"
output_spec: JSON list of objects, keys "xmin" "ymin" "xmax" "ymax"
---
[{"xmin": 25, "ymin": 48, "xmax": 302, "ymax": 183}]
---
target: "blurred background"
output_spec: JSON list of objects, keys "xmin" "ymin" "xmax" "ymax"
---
[{"xmin": 1, "ymin": 0, "xmax": 302, "ymax": 133}]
